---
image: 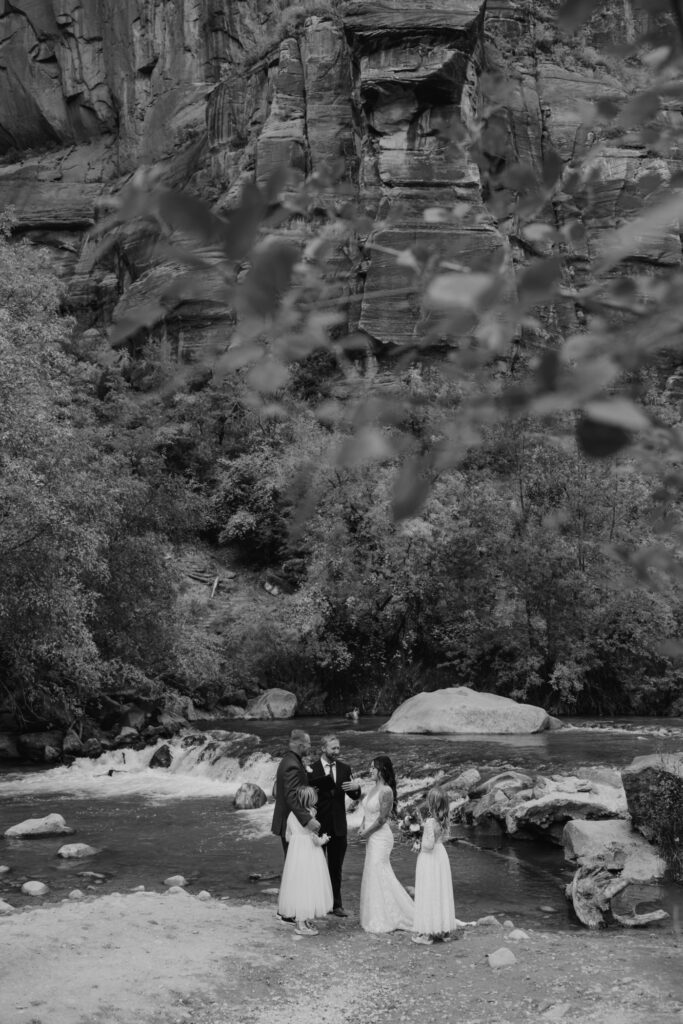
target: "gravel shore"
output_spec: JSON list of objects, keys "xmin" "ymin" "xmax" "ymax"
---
[{"xmin": 1, "ymin": 891, "xmax": 681, "ymax": 1024}]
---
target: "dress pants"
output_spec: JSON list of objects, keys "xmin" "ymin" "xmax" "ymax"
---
[{"xmin": 324, "ymin": 834, "xmax": 347, "ymax": 909}]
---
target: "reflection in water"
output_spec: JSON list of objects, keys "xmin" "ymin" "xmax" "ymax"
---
[{"xmin": 0, "ymin": 715, "xmax": 681, "ymax": 929}]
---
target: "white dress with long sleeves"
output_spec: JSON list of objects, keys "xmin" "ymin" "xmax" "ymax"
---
[
  {"xmin": 278, "ymin": 813, "xmax": 333, "ymax": 921},
  {"xmin": 413, "ymin": 817, "xmax": 457, "ymax": 936},
  {"xmin": 359, "ymin": 789, "xmax": 414, "ymax": 933}
]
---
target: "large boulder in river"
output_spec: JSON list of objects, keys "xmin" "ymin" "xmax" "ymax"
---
[
  {"xmin": 621, "ymin": 753, "xmax": 683, "ymax": 859},
  {"xmin": 244, "ymin": 688, "xmax": 297, "ymax": 720},
  {"xmin": 234, "ymin": 783, "xmax": 268, "ymax": 809},
  {"xmin": 380, "ymin": 687, "xmax": 553, "ymax": 734},
  {"xmin": 5, "ymin": 813, "xmax": 75, "ymax": 839},
  {"xmin": 563, "ymin": 819, "xmax": 666, "ymax": 882}
]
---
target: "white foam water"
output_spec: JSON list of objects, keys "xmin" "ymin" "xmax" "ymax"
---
[
  {"xmin": 0, "ymin": 731, "xmax": 279, "ymax": 803},
  {"xmin": 564, "ymin": 722, "xmax": 683, "ymax": 738}
]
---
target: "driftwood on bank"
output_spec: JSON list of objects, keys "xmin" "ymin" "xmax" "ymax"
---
[{"xmin": 566, "ymin": 864, "xmax": 669, "ymax": 929}]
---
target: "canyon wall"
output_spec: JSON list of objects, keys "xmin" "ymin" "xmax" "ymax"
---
[{"xmin": 0, "ymin": 0, "xmax": 678, "ymax": 354}]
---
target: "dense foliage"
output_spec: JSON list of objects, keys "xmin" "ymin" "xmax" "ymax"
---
[
  {"xmin": 0, "ymin": 219, "xmax": 217, "ymax": 724},
  {"xmin": 207, "ymin": 386, "xmax": 683, "ymax": 715},
  {"xmin": 4, "ymin": 0, "xmax": 683, "ymax": 722}
]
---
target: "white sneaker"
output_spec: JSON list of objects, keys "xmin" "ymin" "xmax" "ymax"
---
[
  {"xmin": 411, "ymin": 933, "xmax": 433, "ymax": 945},
  {"xmin": 295, "ymin": 923, "xmax": 319, "ymax": 936}
]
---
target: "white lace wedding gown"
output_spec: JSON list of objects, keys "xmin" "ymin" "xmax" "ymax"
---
[{"xmin": 359, "ymin": 790, "xmax": 414, "ymax": 933}]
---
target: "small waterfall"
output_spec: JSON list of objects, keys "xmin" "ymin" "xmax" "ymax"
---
[{"xmin": 0, "ymin": 730, "xmax": 279, "ymax": 802}]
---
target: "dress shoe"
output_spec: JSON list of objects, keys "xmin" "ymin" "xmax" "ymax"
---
[{"xmin": 331, "ymin": 906, "xmax": 348, "ymax": 917}]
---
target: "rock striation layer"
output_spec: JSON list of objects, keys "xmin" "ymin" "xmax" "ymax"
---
[{"xmin": 0, "ymin": 1, "xmax": 679, "ymax": 350}]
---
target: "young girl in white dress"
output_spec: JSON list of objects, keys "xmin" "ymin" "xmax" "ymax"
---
[
  {"xmin": 278, "ymin": 785, "xmax": 333, "ymax": 936},
  {"xmin": 411, "ymin": 786, "xmax": 457, "ymax": 945}
]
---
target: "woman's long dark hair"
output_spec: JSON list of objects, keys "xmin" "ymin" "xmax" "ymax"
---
[{"xmin": 372, "ymin": 755, "xmax": 398, "ymax": 816}]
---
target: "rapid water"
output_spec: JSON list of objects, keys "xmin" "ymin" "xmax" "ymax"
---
[{"xmin": 1, "ymin": 716, "xmax": 682, "ymax": 930}]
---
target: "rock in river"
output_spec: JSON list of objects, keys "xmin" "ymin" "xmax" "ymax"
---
[
  {"xmin": 563, "ymin": 819, "xmax": 666, "ymax": 882},
  {"xmin": 5, "ymin": 813, "xmax": 75, "ymax": 839},
  {"xmin": 22, "ymin": 881, "xmax": 48, "ymax": 897},
  {"xmin": 234, "ymin": 783, "xmax": 267, "ymax": 809},
  {"xmin": 58, "ymin": 843, "xmax": 98, "ymax": 859},
  {"xmin": 244, "ymin": 688, "xmax": 297, "ymax": 720},
  {"xmin": 381, "ymin": 687, "xmax": 553, "ymax": 734},
  {"xmin": 621, "ymin": 752, "xmax": 683, "ymax": 852},
  {"xmin": 149, "ymin": 744, "xmax": 173, "ymax": 769}
]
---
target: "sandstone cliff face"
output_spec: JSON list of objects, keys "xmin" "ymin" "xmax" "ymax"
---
[{"xmin": 0, "ymin": 0, "xmax": 678, "ymax": 350}]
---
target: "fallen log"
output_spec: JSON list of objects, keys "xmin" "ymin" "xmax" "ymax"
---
[
  {"xmin": 612, "ymin": 908, "xmax": 669, "ymax": 927},
  {"xmin": 566, "ymin": 864, "xmax": 669, "ymax": 929}
]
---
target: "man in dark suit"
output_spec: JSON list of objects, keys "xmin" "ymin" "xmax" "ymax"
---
[
  {"xmin": 271, "ymin": 728, "xmax": 320, "ymax": 858},
  {"xmin": 308, "ymin": 733, "xmax": 361, "ymax": 917}
]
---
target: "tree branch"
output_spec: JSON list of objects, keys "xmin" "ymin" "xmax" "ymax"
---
[{"xmin": 0, "ymin": 527, "xmax": 50, "ymax": 558}]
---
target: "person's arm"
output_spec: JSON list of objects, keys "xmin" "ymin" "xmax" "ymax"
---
[
  {"xmin": 341, "ymin": 764, "xmax": 361, "ymax": 798},
  {"xmin": 359, "ymin": 787, "xmax": 393, "ymax": 839},
  {"xmin": 283, "ymin": 758, "xmax": 315, "ymax": 829},
  {"xmin": 421, "ymin": 818, "xmax": 436, "ymax": 852}
]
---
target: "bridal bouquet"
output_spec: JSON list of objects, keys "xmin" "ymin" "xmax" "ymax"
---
[{"xmin": 397, "ymin": 802, "xmax": 424, "ymax": 852}]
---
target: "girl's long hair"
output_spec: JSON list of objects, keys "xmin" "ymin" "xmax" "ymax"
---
[
  {"xmin": 427, "ymin": 785, "xmax": 450, "ymax": 838},
  {"xmin": 372, "ymin": 755, "xmax": 398, "ymax": 816},
  {"xmin": 297, "ymin": 785, "xmax": 318, "ymax": 809}
]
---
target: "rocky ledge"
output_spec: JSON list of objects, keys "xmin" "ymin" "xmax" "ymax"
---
[
  {"xmin": 420, "ymin": 752, "xmax": 680, "ymax": 929},
  {"xmin": 1, "ymin": 0, "xmax": 676, "ymax": 363}
]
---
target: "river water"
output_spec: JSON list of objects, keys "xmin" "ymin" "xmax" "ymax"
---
[{"xmin": 1, "ymin": 716, "xmax": 682, "ymax": 931}]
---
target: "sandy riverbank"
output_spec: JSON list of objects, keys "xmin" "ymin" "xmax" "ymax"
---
[{"xmin": 1, "ymin": 890, "xmax": 682, "ymax": 1024}]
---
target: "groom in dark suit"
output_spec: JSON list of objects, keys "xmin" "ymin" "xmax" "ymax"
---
[{"xmin": 309, "ymin": 733, "xmax": 361, "ymax": 917}]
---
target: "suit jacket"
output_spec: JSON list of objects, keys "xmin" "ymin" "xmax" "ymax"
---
[
  {"xmin": 308, "ymin": 758, "xmax": 361, "ymax": 837},
  {"xmin": 271, "ymin": 749, "xmax": 312, "ymax": 838}
]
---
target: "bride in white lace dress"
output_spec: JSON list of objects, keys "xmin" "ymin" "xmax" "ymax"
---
[{"xmin": 358, "ymin": 755, "xmax": 414, "ymax": 933}]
